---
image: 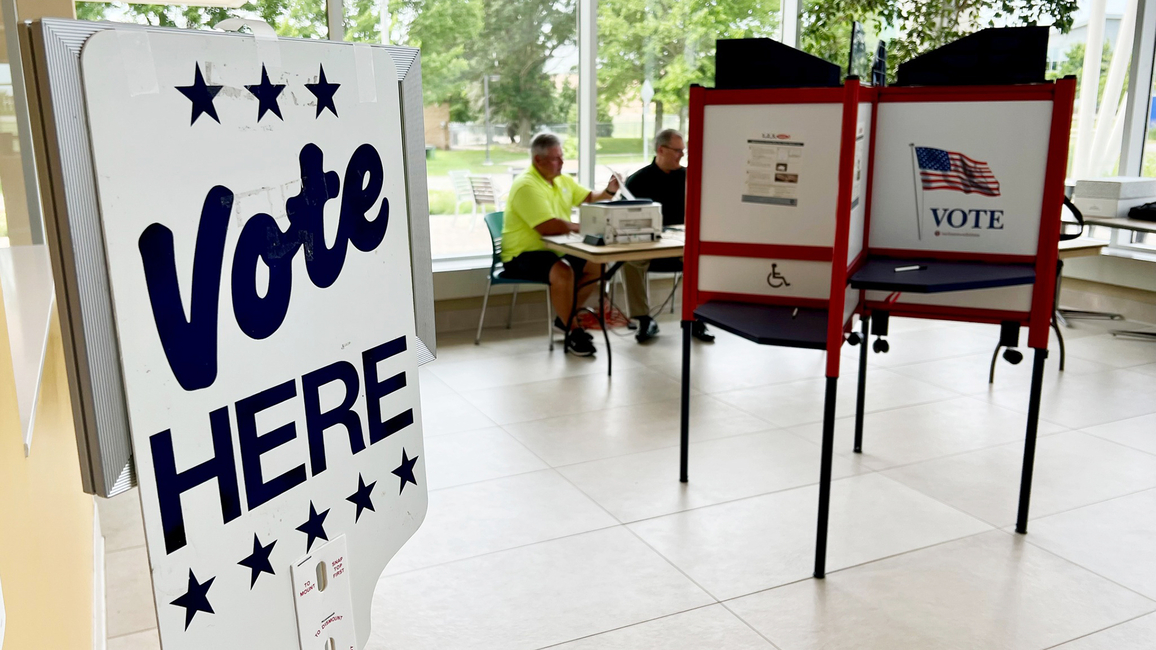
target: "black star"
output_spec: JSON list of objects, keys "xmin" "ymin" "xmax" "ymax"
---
[
  {"xmin": 346, "ymin": 473, "xmax": 377, "ymax": 522},
  {"xmin": 245, "ymin": 65, "xmax": 286, "ymax": 122},
  {"xmin": 304, "ymin": 64, "xmax": 340, "ymax": 118},
  {"xmin": 175, "ymin": 63, "xmax": 223, "ymax": 125},
  {"xmin": 237, "ymin": 534, "xmax": 277, "ymax": 588},
  {"xmin": 170, "ymin": 569, "xmax": 215, "ymax": 630},
  {"xmin": 296, "ymin": 501, "xmax": 330, "ymax": 552},
  {"xmin": 392, "ymin": 448, "xmax": 420, "ymax": 495}
]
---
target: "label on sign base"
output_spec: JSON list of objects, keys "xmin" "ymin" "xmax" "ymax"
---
[
  {"xmin": 292, "ymin": 536, "xmax": 356, "ymax": 650},
  {"xmin": 79, "ymin": 28, "xmax": 427, "ymax": 649}
]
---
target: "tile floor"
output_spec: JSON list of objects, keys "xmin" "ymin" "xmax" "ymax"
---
[{"xmin": 101, "ymin": 313, "xmax": 1156, "ymax": 649}]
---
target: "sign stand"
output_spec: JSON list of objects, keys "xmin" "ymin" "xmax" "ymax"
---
[{"xmin": 25, "ymin": 19, "xmax": 435, "ymax": 649}]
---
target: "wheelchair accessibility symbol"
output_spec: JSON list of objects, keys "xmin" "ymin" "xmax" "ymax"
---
[{"xmin": 767, "ymin": 264, "xmax": 791, "ymax": 289}]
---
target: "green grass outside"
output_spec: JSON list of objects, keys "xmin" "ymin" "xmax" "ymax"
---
[
  {"xmin": 428, "ymin": 188, "xmax": 501, "ymax": 215},
  {"xmin": 425, "ymin": 137, "xmax": 652, "ymax": 177}
]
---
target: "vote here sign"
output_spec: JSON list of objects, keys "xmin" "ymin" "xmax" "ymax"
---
[{"xmin": 79, "ymin": 28, "xmax": 426, "ymax": 649}]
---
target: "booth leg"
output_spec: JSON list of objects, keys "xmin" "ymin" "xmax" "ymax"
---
[
  {"xmin": 679, "ymin": 320, "xmax": 692, "ymax": 483},
  {"xmin": 854, "ymin": 315, "xmax": 869, "ymax": 453},
  {"xmin": 814, "ymin": 376, "xmax": 838, "ymax": 579},
  {"xmin": 1015, "ymin": 348, "xmax": 1048, "ymax": 534}
]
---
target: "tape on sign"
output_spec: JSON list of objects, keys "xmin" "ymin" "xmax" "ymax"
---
[
  {"xmin": 214, "ymin": 18, "xmax": 282, "ymax": 69},
  {"xmin": 115, "ymin": 28, "xmax": 159, "ymax": 97},
  {"xmin": 353, "ymin": 43, "xmax": 378, "ymax": 103}
]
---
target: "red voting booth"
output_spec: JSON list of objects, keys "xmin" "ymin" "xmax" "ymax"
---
[{"xmin": 678, "ymin": 76, "xmax": 1077, "ymax": 578}]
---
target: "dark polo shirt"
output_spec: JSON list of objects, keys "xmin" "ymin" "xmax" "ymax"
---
[{"xmin": 625, "ymin": 158, "xmax": 686, "ymax": 227}]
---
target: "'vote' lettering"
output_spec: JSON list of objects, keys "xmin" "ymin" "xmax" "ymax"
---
[
  {"xmin": 930, "ymin": 208, "xmax": 1004, "ymax": 230},
  {"xmin": 137, "ymin": 143, "xmax": 391, "ymax": 391}
]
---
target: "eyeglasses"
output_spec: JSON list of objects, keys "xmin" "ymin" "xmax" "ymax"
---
[{"xmin": 660, "ymin": 145, "xmax": 685, "ymax": 155}]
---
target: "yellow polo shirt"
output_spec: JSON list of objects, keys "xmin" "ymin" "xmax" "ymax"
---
[{"xmin": 501, "ymin": 166, "xmax": 590, "ymax": 262}]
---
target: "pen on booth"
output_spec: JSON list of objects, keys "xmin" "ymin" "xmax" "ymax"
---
[
  {"xmin": 894, "ymin": 265, "xmax": 927, "ymax": 273},
  {"xmin": 791, "ymin": 308, "xmax": 798, "ymax": 319}
]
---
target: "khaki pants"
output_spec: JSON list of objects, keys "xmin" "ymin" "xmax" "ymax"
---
[{"xmin": 622, "ymin": 260, "xmax": 651, "ymax": 318}]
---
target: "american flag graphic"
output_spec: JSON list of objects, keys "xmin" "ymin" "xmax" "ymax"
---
[{"xmin": 915, "ymin": 146, "xmax": 1001, "ymax": 196}]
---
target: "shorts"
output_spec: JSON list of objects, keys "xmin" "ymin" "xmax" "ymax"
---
[{"xmin": 502, "ymin": 251, "xmax": 587, "ymax": 283}]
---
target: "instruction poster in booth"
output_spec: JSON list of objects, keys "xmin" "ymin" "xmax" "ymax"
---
[{"xmin": 79, "ymin": 28, "xmax": 427, "ymax": 649}]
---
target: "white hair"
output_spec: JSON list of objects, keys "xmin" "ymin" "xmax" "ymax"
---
[{"xmin": 530, "ymin": 132, "xmax": 562, "ymax": 158}]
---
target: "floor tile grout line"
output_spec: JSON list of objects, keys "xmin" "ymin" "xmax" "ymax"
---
[
  {"xmin": 530, "ymin": 603, "xmax": 730, "ymax": 650},
  {"xmin": 546, "ymin": 465, "xmax": 730, "ymax": 609},
  {"xmin": 1040, "ymin": 609, "xmax": 1156, "ymax": 649},
  {"xmin": 381, "ymin": 519, "xmax": 626, "ymax": 579},
  {"xmin": 434, "ymin": 355, "xmax": 659, "ymax": 395},
  {"xmin": 612, "ymin": 470, "xmax": 884, "ymax": 528},
  {"xmin": 490, "ymin": 394, "xmax": 780, "ymax": 448},
  {"xmin": 425, "ymin": 465, "xmax": 558, "ymax": 494},
  {"xmin": 716, "ymin": 527, "xmax": 1000, "ymax": 606},
  {"xmin": 859, "ymin": 427, "xmax": 1069, "ymax": 476},
  {"xmin": 534, "ymin": 424, "xmax": 798, "ymax": 473},
  {"xmin": 471, "ymin": 384, "xmax": 703, "ymax": 429},
  {"xmin": 1076, "ymin": 428, "xmax": 1156, "ymax": 460},
  {"xmin": 618, "ymin": 516, "xmax": 725, "ymax": 602},
  {"xmin": 877, "ymin": 443, "xmax": 1156, "ymax": 530},
  {"xmin": 106, "ymin": 624, "xmax": 161, "ymax": 640},
  {"xmin": 1015, "ymin": 529, "xmax": 1156, "ymax": 606},
  {"xmin": 867, "ymin": 471, "xmax": 1002, "ymax": 530},
  {"xmin": 715, "ymin": 600, "xmax": 786, "ymax": 650}
]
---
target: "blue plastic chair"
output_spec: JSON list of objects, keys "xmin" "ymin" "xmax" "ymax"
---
[{"xmin": 475, "ymin": 212, "xmax": 555, "ymax": 350}]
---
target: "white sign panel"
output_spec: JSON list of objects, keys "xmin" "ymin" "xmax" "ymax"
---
[
  {"xmin": 80, "ymin": 29, "xmax": 426, "ymax": 649},
  {"xmin": 700, "ymin": 103, "xmax": 843, "ymax": 247},
  {"xmin": 698, "ymin": 255, "xmax": 832, "ymax": 299},
  {"xmin": 869, "ymin": 101, "xmax": 1052, "ymax": 256}
]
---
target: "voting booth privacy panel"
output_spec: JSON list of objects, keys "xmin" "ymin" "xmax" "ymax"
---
[
  {"xmin": 684, "ymin": 79, "xmax": 1076, "ymax": 362},
  {"xmin": 681, "ymin": 74, "xmax": 1076, "ymax": 579},
  {"xmin": 25, "ymin": 19, "xmax": 432, "ymax": 650},
  {"xmin": 684, "ymin": 81, "xmax": 873, "ymax": 377}
]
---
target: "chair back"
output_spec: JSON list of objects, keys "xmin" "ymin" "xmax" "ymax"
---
[
  {"xmin": 448, "ymin": 170, "xmax": 473, "ymax": 200},
  {"xmin": 470, "ymin": 175, "xmax": 501, "ymax": 207},
  {"xmin": 484, "ymin": 211, "xmax": 505, "ymax": 272}
]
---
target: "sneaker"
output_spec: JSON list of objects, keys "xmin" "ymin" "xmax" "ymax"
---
[
  {"xmin": 566, "ymin": 328, "xmax": 596, "ymax": 356},
  {"xmin": 635, "ymin": 316, "xmax": 659, "ymax": 343},
  {"xmin": 691, "ymin": 320, "xmax": 715, "ymax": 343}
]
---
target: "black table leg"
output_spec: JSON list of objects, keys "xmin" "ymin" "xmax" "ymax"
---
[
  {"xmin": 563, "ymin": 265, "xmax": 581, "ymax": 354},
  {"xmin": 599, "ymin": 271, "xmax": 612, "ymax": 375},
  {"xmin": 680, "ymin": 320, "xmax": 692, "ymax": 483},
  {"xmin": 1015, "ymin": 348, "xmax": 1048, "ymax": 534},
  {"xmin": 854, "ymin": 315, "xmax": 869, "ymax": 453},
  {"xmin": 814, "ymin": 376, "xmax": 838, "ymax": 579}
]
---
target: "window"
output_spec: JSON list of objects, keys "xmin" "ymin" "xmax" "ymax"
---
[
  {"xmin": 374, "ymin": 0, "xmax": 580, "ymax": 259},
  {"xmin": 74, "ymin": 1, "xmax": 329, "ymax": 38},
  {"xmin": 594, "ymin": 0, "xmax": 781, "ymax": 190}
]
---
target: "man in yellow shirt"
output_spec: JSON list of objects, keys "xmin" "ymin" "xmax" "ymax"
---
[{"xmin": 502, "ymin": 133, "xmax": 619, "ymax": 356}]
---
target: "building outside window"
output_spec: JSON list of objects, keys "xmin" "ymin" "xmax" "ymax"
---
[
  {"xmin": 362, "ymin": 0, "xmax": 580, "ymax": 259},
  {"xmin": 593, "ymin": 0, "xmax": 781, "ymax": 194}
]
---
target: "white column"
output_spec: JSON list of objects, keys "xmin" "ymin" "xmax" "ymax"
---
[
  {"xmin": 780, "ymin": 0, "xmax": 800, "ymax": 48},
  {"xmin": 578, "ymin": 0, "xmax": 597, "ymax": 189},
  {"xmin": 1089, "ymin": 0, "xmax": 1138, "ymax": 175},
  {"xmin": 327, "ymin": 0, "xmax": 344, "ymax": 41},
  {"xmin": 1073, "ymin": 0, "xmax": 1107, "ymax": 179},
  {"xmin": 1120, "ymin": 0, "xmax": 1156, "ymax": 175}
]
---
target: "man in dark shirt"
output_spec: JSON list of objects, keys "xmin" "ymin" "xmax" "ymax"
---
[{"xmin": 623, "ymin": 129, "xmax": 713, "ymax": 343}]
